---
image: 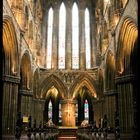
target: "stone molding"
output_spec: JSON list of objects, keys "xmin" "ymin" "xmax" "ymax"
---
[
  {"xmin": 2, "ymin": 74, "xmax": 20, "ymax": 83},
  {"xmin": 60, "ymin": 99, "xmax": 77, "ymax": 104},
  {"xmin": 104, "ymin": 90, "xmax": 118, "ymax": 96},
  {"xmin": 115, "ymin": 74, "xmax": 135, "ymax": 84},
  {"xmin": 19, "ymin": 89, "xmax": 33, "ymax": 96}
]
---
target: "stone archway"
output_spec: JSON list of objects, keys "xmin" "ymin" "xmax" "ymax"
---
[
  {"xmin": 71, "ymin": 75, "xmax": 98, "ymax": 126},
  {"xmin": 39, "ymin": 74, "xmax": 66, "ymax": 126},
  {"xmin": 104, "ymin": 50, "xmax": 116, "ymax": 129},
  {"xmin": 18, "ymin": 51, "xmax": 32, "ymax": 118},
  {"xmin": 2, "ymin": 16, "xmax": 19, "ymax": 134},
  {"xmin": 43, "ymin": 86, "xmax": 60, "ymax": 125},
  {"xmin": 115, "ymin": 17, "xmax": 138, "ymax": 136}
]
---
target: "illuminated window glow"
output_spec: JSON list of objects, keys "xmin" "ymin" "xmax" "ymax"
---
[
  {"xmin": 59, "ymin": 103, "xmax": 62, "ymax": 123},
  {"xmin": 48, "ymin": 100, "xmax": 52, "ymax": 119},
  {"xmin": 58, "ymin": 3, "xmax": 66, "ymax": 69},
  {"xmin": 72, "ymin": 3, "xmax": 79, "ymax": 69},
  {"xmin": 85, "ymin": 8, "xmax": 91, "ymax": 69},
  {"xmin": 84, "ymin": 99, "xmax": 89, "ymax": 120},
  {"xmin": 47, "ymin": 8, "xmax": 53, "ymax": 69}
]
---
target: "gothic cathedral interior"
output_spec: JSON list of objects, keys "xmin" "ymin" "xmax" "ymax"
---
[{"xmin": 2, "ymin": 0, "xmax": 138, "ymax": 140}]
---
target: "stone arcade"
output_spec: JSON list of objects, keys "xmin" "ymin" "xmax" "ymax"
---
[{"xmin": 2, "ymin": 0, "xmax": 138, "ymax": 139}]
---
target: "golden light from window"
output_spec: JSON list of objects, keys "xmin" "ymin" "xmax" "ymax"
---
[
  {"xmin": 122, "ymin": 0, "xmax": 128, "ymax": 8},
  {"xmin": 113, "ymin": 14, "xmax": 119, "ymax": 29},
  {"xmin": 46, "ymin": 86, "xmax": 58, "ymax": 98},
  {"xmin": 118, "ymin": 61, "xmax": 124, "ymax": 75},
  {"xmin": 97, "ymin": 25, "xmax": 101, "ymax": 34},
  {"xmin": 104, "ymin": 0, "xmax": 110, "ymax": 3},
  {"xmin": 11, "ymin": 60, "xmax": 17, "ymax": 75},
  {"xmin": 7, "ymin": 0, "xmax": 12, "ymax": 7},
  {"xmin": 94, "ymin": 93, "xmax": 97, "ymax": 98}
]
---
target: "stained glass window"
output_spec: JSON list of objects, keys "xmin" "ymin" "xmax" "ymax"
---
[
  {"xmin": 84, "ymin": 99, "xmax": 89, "ymax": 120},
  {"xmin": 47, "ymin": 8, "xmax": 53, "ymax": 69},
  {"xmin": 85, "ymin": 8, "xmax": 91, "ymax": 69},
  {"xmin": 58, "ymin": 3, "xmax": 66, "ymax": 69},
  {"xmin": 72, "ymin": 3, "xmax": 79, "ymax": 69},
  {"xmin": 59, "ymin": 103, "xmax": 62, "ymax": 123},
  {"xmin": 48, "ymin": 100, "xmax": 52, "ymax": 119},
  {"xmin": 76, "ymin": 103, "xmax": 78, "ymax": 123}
]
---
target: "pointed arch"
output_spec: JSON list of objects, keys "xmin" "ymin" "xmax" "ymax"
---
[
  {"xmin": 3, "ymin": 16, "xmax": 19, "ymax": 75},
  {"xmin": 20, "ymin": 51, "xmax": 32, "ymax": 90},
  {"xmin": 116, "ymin": 17, "xmax": 138, "ymax": 76},
  {"xmin": 2, "ymin": 15, "xmax": 19, "ymax": 134},
  {"xmin": 44, "ymin": 86, "xmax": 60, "ymax": 124},
  {"xmin": 105, "ymin": 50, "xmax": 115, "ymax": 91},
  {"xmin": 33, "ymin": 68, "xmax": 40, "ymax": 98},
  {"xmin": 71, "ymin": 74, "xmax": 98, "ymax": 99},
  {"xmin": 115, "ymin": 17, "xmax": 138, "ymax": 134},
  {"xmin": 40, "ymin": 74, "xmax": 66, "ymax": 99}
]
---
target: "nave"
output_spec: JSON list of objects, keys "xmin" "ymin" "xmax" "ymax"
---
[{"xmin": 2, "ymin": 0, "xmax": 138, "ymax": 140}]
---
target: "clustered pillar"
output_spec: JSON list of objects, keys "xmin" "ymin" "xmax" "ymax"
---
[{"xmin": 2, "ymin": 76, "xmax": 20, "ymax": 134}]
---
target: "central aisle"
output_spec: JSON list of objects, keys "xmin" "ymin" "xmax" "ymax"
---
[{"xmin": 57, "ymin": 136, "xmax": 77, "ymax": 140}]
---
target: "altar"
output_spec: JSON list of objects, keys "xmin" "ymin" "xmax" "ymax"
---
[
  {"xmin": 58, "ymin": 126, "xmax": 78, "ymax": 137},
  {"xmin": 61, "ymin": 99, "xmax": 77, "ymax": 127}
]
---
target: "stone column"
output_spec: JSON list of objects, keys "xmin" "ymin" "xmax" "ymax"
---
[
  {"xmin": 2, "ymin": 75, "xmax": 20, "ymax": 134},
  {"xmin": 79, "ymin": 100, "xmax": 84, "ymax": 124},
  {"xmin": 104, "ymin": 90, "xmax": 117, "ymax": 128},
  {"xmin": 52, "ymin": 8, "xmax": 59, "ymax": 70},
  {"xmin": 66, "ymin": 6, "xmax": 72, "ymax": 70},
  {"xmin": 32, "ymin": 99, "xmax": 45, "ymax": 127},
  {"xmin": 90, "ymin": 10, "xmax": 96, "ymax": 67},
  {"xmin": 42, "ymin": 10, "xmax": 48, "ymax": 68},
  {"xmin": 20, "ymin": 90, "xmax": 33, "ymax": 119},
  {"xmin": 116, "ymin": 75, "xmax": 134, "ymax": 134},
  {"xmin": 79, "ymin": 9, "xmax": 86, "ymax": 70}
]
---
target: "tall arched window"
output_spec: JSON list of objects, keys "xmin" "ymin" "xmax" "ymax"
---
[
  {"xmin": 85, "ymin": 8, "xmax": 91, "ymax": 69},
  {"xmin": 84, "ymin": 99, "xmax": 89, "ymax": 121},
  {"xmin": 72, "ymin": 3, "xmax": 79, "ymax": 69},
  {"xmin": 58, "ymin": 3, "xmax": 66, "ymax": 69},
  {"xmin": 48, "ymin": 100, "xmax": 52, "ymax": 119},
  {"xmin": 47, "ymin": 8, "xmax": 53, "ymax": 69}
]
